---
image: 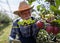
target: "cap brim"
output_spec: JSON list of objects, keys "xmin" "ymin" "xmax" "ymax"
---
[{"xmin": 13, "ymin": 6, "xmax": 34, "ymax": 15}]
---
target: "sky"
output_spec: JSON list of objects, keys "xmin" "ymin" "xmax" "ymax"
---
[
  {"xmin": 0, "ymin": 0, "xmax": 24, "ymax": 19},
  {"xmin": 0, "ymin": 0, "xmax": 24, "ymax": 11},
  {"xmin": 0, "ymin": 0, "xmax": 50, "ymax": 19}
]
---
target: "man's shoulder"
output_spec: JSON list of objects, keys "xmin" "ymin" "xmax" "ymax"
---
[
  {"xmin": 12, "ymin": 18, "xmax": 21, "ymax": 26},
  {"xmin": 13, "ymin": 17, "xmax": 21, "ymax": 23}
]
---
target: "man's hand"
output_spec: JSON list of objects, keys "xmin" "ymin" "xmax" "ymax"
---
[{"xmin": 36, "ymin": 20, "xmax": 44, "ymax": 29}]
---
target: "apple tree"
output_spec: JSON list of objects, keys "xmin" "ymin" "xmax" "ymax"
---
[{"xmin": 27, "ymin": 0, "xmax": 60, "ymax": 43}]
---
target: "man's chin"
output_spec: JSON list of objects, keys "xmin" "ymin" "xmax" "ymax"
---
[{"xmin": 24, "ymin": 17, "xmax": 30, "ymax": 20}]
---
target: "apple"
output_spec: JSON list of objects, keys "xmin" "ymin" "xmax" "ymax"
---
[
  {"xmin": 46, "ymin": 25, "xmax": 53, "ymax": 34},
  {"xmin": 36, "ymin": 20, "xmax": 44, "ymax": 28},
  {"xmin": 53, "ymin": 26, "xmax": 59, "ymax": 35}
]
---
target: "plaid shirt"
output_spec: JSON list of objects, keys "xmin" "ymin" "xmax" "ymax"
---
[{"xmin": 10, "ymin": 17, "xmax": 39, "ymax": 39}]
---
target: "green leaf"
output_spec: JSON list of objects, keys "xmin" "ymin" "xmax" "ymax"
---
[
  {"xmin": 40, "ymin": 8, "xmax": 46, "ymax": 14},
  {"xmin": 56, "ymin": 0, "xmax": 60, "ymax": 9},
  {"xmin": 51, "ymin": 20, "xmax": 60, "ymax": 27},
  {"xmin": 37, "ymin": 5, "xmax": 41, "ymax": 11},
  {"xmin": 57, "ymin": 33, "xmax": 60, "ymax": 39},
  {"xmin": 50, "ymin": 5, "xmax": 60, "ymax": 15},
  {"xmin": 50, "ymin": 5, "xmax": 57, "ymax": 11},
  {"xmin": 27, "ymin": 0, "xmax": 35, "ymax": 5},
  {"xmin": 56, "ymin": 10, "xmax": 60, "ymax": 15}
]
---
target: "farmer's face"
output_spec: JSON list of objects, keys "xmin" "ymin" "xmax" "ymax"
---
[{"xmin": 19, "ymin": 9, "xmax": 31, "ymax": 20}]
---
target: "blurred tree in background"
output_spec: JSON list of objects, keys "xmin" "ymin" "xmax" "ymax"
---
[
  {"xmin": 0, "ymin": 11, "xmax": 12, "ymax": 31},
  {"xmin": 0, "ymin": 12, "xmax": 12, "ymax": 24}
]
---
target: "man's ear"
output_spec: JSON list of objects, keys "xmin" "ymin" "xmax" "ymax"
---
[{"xmin": 18, "ymin": 12, "xmax": 21, "ymax": 16}]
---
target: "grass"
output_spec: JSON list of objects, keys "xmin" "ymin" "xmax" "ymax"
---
[{"xmin": 0, "ymin": 24, "xmax": 12, "ymax": 43}]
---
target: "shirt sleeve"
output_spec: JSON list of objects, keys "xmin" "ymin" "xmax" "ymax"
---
[{"xmin": 9, "ymin": 20, "xmax": 19, "ymax": 39}]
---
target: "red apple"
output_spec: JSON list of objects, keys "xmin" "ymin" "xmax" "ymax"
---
[
  {"xmin": 36, "ymin": 20, "xmax": 44, "ymax": 28},
  {"xmin": 46, "ymin": 25, "xmax": 53, "ymax": 34},
  {"xmin": 53, "ymin": 26, "xmax": 59, "ymax": 35}
]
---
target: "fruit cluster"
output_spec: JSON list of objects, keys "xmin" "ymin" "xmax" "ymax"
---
[
  {"xmin": 46, "ymin": 25, "xmax": 59, "ymax": 35},
  {"xmin": 36, "ymin": 19, "xmax": 60, "ymax": 35}
]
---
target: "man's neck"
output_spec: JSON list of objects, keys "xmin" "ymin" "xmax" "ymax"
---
[{"xmin": 21, "ymin": 17, "xmax": 31, "ymax": 20}]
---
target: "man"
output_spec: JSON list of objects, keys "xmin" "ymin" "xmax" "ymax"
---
[{"xmin": 9, "ymin": 1, "xmax": 39, "ymax": 43}]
